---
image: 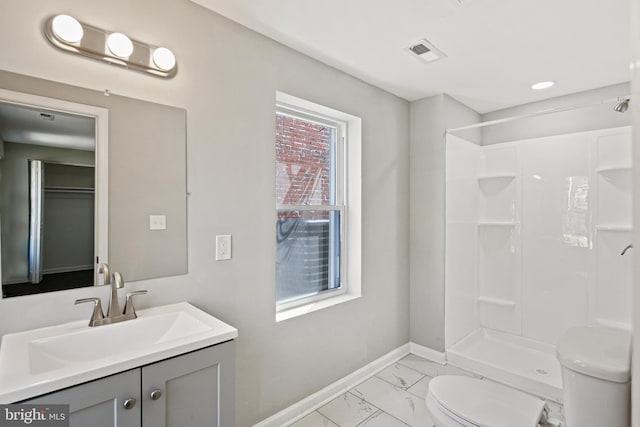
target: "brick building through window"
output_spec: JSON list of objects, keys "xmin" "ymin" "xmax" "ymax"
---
[{"xmin": 276, "ymin": 114, "xmax": 332, "ymax": 206}]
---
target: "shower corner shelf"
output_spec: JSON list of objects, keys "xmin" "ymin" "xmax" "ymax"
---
[
  {"xmin": 477, "ymin": 173, "xmax": 516, "ymax": 182},
  {"xmin": 477, "ymin": 220, "xmax": 518, "ymax": 227},
  {"xmin": 596, "ymin": 165, "xmax": 632, "ymax": 174},
  {"xmin": 595, "ymin": 317, "xmax": 632, "ymax": 331},
  {"xmin": 477, "ymin": 296, "xmax": 516, "ymax": 307},
  {"xmin": 595, "ymin": 225, "xmax": 633, "ymax": 232}
]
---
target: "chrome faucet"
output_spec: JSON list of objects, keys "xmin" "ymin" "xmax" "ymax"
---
[
  {"xmin": 75, "ymin": 271, "xmax": 147, "ymax": 327},
  {"xmin": 106, "ymin": 271, "xmax": 125, "ymax": 319}
]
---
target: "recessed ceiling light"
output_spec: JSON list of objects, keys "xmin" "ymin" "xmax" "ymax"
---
[{"xmin": 530, "ymin": 81, "xmax": 555, "ymax": 90}]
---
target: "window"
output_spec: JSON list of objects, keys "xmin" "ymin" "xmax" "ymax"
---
[{"xmin": 275, "ymin": 92, "xmax": 361, "ymax": 320}]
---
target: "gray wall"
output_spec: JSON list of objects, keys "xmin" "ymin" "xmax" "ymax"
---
[
  {"xmin": 0, "ymin": 1, "xmax": 410, "ymax": 425},
  {"xmin": 409, "ymin": 94, "xmax": 480, "ymax": 351}
]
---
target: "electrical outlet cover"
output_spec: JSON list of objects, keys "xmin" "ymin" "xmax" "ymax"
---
[{"xmin": 216, "ymin": 235, "xmax": 232, "ymax": 260}]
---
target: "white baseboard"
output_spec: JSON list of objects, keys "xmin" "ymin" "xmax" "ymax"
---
[
  {"xmin": 253, "ymin": 343, "xmax": 411, "ymax": 427},
  {"xmin": 409, "ymin": 342, "xmax": 447, "ymax": 365}
]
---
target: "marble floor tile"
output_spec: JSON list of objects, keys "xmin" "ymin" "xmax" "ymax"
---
[
  {"xmin": 406, "ymin": 375, "xmax": 433, "ymax": 399},
  {"xmin": 358, "ymin": 410, "xmax": 411, "ymax": 427},
  {"xmin": 351, "ymin": 377, "xmax": 435, "ymax": 427},
  {"xmin": 376, "ymin": 363, "xmax": 425, "ymax": 390},
  {"xmin": 289, "ymin": 411, "xmax": 338, "ymax": 427},
  {"xmin": 317, "ymin": 392, "xmax": 377, "ymax": 427},
  {"xmin": 396, "ymin": 354, "xmax": 440, "ymax": 377},
  {"xmin": 287, "ymin": 354, "xmax": 563, "ymax": 427}
]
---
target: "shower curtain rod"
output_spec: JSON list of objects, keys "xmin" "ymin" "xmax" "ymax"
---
[{"xmin": 446, "ymin": 94, "xmax": 631, "ymax": 134}]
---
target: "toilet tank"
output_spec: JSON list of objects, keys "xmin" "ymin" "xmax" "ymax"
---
[{"xmin": 556, "ymin": 326, "xmax": 631, "ymax": 427}]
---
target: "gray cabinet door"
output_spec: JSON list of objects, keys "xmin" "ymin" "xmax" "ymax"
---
[
  {"xmin": 141, "ymin": 341, "xmax": 235, "ymax": 427},
  {"xmin": 24, "ymin": 369, "xmax": 141, "ymax": 427}
]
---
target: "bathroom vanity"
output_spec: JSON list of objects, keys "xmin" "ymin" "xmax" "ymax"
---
[
  {"xmin": 0, "ymin": 302, "xmax": 237, "ymax": 427},
  {"xmin": 24, "ymin": 342, "xmax": 234, "ymax": 427}
]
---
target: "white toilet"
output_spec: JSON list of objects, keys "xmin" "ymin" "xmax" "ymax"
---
[
  {"xmin": 556, "ymin": 325, "xmax": 631, "ymax": 427},
  {"xmin": 426, "ymin": 325, "xmax": 631, "ymax": 427},
  {"xmin": 426, "ymin": 376, "xmax": 549, "ymax": 427}
]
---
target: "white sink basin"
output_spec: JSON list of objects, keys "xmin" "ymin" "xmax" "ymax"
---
[
  {"xmin": 28, "ymin": 309, "xmax": 213, "ymax": 374},
  {"xmin": 0, "ymin": 302, "xmax": 237, "ymax": 402}
]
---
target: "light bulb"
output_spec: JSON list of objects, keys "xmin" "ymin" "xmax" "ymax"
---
[
  {"xmin": 152, "ymin": 47, "xmax": 176, "ymax": 71},
  {"xmin": 52, "ymin": 15, "xmax": 84, "ymax": 43},
  {"xmin": 107, "ymin": 32, "xmax": 133, "ymax": 58}
]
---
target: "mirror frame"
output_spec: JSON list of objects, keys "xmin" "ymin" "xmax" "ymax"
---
[{"xmin": 0, "ymin": 88, "xmax": 109, "ymax": 288}]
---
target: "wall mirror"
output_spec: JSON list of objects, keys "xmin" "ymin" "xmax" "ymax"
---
[
  {"xmin": 0, "ymin": 70, "xmax": 187, "ymax": 298},
  {"xmin": 0, "ymin": 94, "xmax": 108, "ymax": 297}
]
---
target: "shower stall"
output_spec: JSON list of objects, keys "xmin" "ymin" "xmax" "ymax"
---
[{"xmin": 444, "ymin": 97, "xmax": 633, "ymax": 402}]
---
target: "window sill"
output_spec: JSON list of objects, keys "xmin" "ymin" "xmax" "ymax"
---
[{"xmin": 276, "ymin": 292, "xmax": 360, "ymax": 322}]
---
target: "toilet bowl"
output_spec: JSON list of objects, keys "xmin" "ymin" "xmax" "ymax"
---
[{"xmin": 426, "ymin": 375, "xmax": 548, "ymax": 427}]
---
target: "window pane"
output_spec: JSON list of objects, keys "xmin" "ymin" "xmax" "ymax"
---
[
  {"xmin": 275, "ymin": 113, "xmax": 336, "ymax": 206},
  {"xmin": 276, "ymin": 210, "xmax": 341, "ymax": 304}
]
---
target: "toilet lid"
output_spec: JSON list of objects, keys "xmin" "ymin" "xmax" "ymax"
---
[{"xmin": 427, "ymin": 376, "xmax": 547, "ymax": 427}]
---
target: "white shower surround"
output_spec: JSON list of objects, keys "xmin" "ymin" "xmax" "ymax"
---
[{"xmin": 445, "ymin": 126, "xmax": 633, "ymax": 401}]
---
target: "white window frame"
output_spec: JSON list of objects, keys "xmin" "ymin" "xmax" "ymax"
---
[
  {"xmin": 275, "ymin": 91, "xmax": 361, "ymax": 322},
  {"xmin": 275, "ymin": 107, "xmax": 346, "ymax": 308}
]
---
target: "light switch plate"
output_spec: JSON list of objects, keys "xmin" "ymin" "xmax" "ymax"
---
[
  {"xmin": 216, "ymin": 235, "xmax": 232, "ymax": 261},
  {"xmin": 149, "ymin": 215, "xmax": 166, "ymax": 230}
]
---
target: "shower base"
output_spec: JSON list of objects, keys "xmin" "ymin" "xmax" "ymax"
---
[{"xmin": 446, "ymin": 328, "xmax": 563, "ymax": 403}]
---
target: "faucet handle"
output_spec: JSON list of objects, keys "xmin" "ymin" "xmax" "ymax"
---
[
  {"xmin": 123, "ymin": 290, "xmax": 148, "ymax": 317},
  {"xmin": 75, "ymin": 297, "xmax": 105, "ymax": 327}
]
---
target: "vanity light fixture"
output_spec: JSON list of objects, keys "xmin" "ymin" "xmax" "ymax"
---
[{"xmin": 44, "ymin": 14, "xmax": 177, "ymax": 78}]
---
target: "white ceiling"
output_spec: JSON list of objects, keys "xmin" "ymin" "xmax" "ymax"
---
[
  {"xmin": 191, "ymin": 0, "xmax": 631, "ymax": 113},
  {"xmin": 0, "ymin": 102, "xmax": 95, "ymax": 151}
]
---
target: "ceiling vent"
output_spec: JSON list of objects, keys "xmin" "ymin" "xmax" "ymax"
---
[{"xmin": 407, "ymin": 39, "xmax": 447, "ymax": 64}]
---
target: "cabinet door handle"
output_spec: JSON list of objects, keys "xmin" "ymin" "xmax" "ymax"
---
[
  {"xmin": 150, "ymin": 389, "xmax": 162, "ymax": 400},
  {"xmin": 123, "ymin": 398, "xmax": 137, "ymax": 410}
]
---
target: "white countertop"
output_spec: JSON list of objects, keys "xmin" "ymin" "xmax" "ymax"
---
[{"xmin": 0, "ymin": 302, "xmax": 238, "ymax": 402}]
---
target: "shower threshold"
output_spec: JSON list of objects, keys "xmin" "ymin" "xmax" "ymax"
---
[{"xmin": 446, "ymin": 328, "xmax": 563, "ymax": 403}]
